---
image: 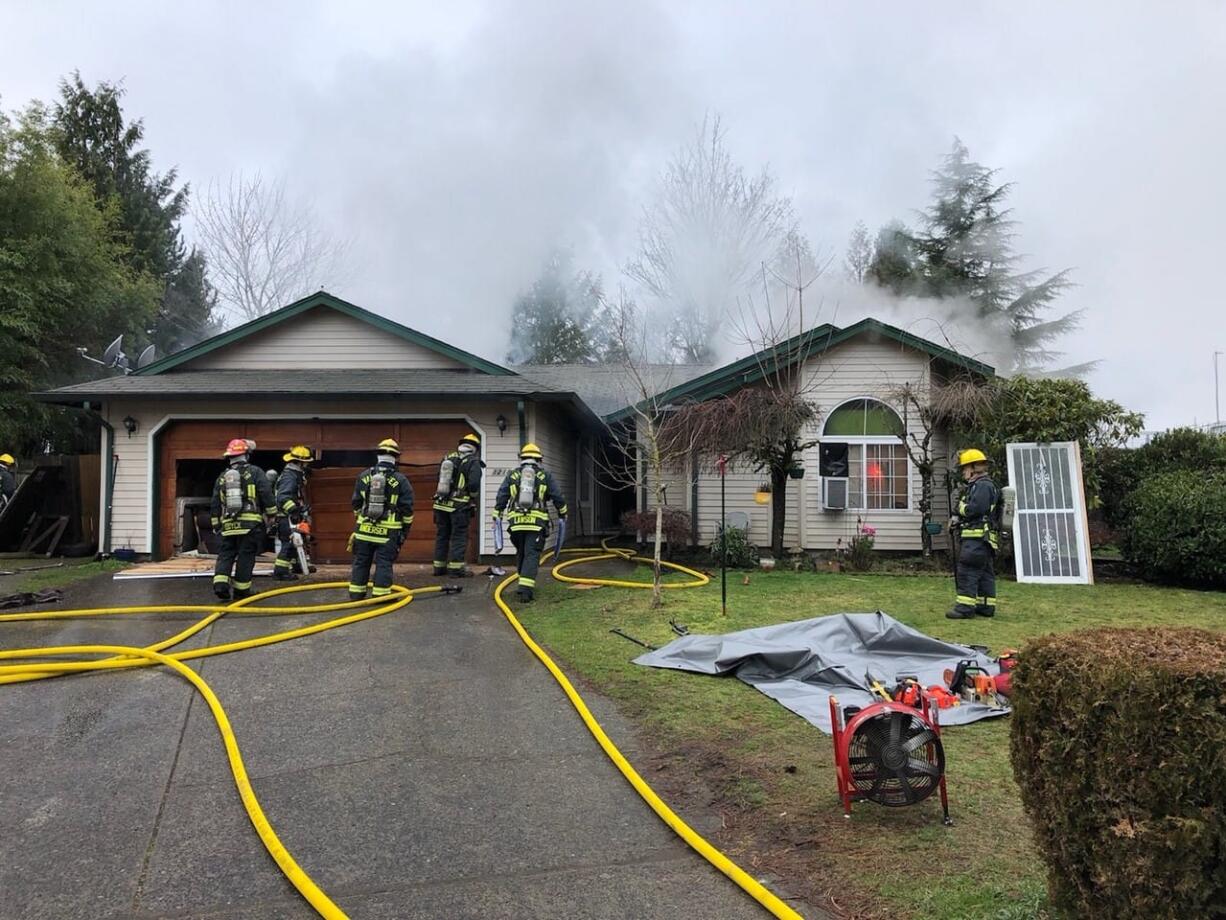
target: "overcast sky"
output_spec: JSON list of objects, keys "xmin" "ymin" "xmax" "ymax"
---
[{"xmin": 3, "ymin": 1, "xmax": 1224, "ymax": 429}]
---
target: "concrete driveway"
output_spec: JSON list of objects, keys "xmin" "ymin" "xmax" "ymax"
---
[{"xmin": 0, "ymin": 570, "xmax": 779, "ymax": 919}]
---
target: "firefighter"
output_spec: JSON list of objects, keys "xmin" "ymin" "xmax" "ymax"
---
[
  {"xmin": 273, "ymin": 445, "xmax": 314, "ymax": 580},
  {"xmin": 432, "ymin": 432, "xmax": 483, "ymax": 577},
  {"xmin": 211, "ymin": 439, "xmax": 277, "ymax": 601},
  {"xmin": 493, "ymin": 443, "xmax": 567, "ymax": 603},
  {"xmin": 946, "ymin": 448, "xmax": 1001, "ymax": 619},
  {"xmin": 349, "ymin": 438, "xmax": 414, "ymax": 601},
  {"xmin": 0, "ymin": 454, "xmax": 15, "ymax": 510}
]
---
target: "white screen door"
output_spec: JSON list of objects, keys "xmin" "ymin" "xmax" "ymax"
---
[{"xmin": 1005, "ymin": 441, "xmax": 1094, "ymax": 584}]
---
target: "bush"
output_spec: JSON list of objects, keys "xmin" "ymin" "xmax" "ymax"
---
[
  {"xmin": 1100, "ymin": 428, "xmax": 1226, "ymax": 529},
  {"xmin": 710, "ymin": 524, "xmax": 759, "ymax": 569},
  {"xmin": 1121, "ymin": 470, "xmax": 1226, "ymax": 588},
  {"xmin": 1011, "ymin": 627, "xmax": 1226, "ymax": 919},
  {"xmin": 621, "ymin": 507, "xmax": 692, "ymax": 555}
]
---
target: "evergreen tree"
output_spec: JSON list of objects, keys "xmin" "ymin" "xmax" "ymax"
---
[
  {"xmin": 0, "ymin": 106, "xmax": 159, "ymax": 452},
  {"xmin": 53, "ymin": 72, "xmax": 217, "ymax": 357},
  {"xmin": 870, "ymin": 139, "xmax": 1079, "ymax": 373},
  {"xmin": 507, "ymin": 250, "xmax": 604, "ymax": 365}
]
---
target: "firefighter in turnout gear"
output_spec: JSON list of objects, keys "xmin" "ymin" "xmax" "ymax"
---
[
  {"xmin": 947, "ymin": 448, "xmax": 1002, "ymax": 619},
  {"xmin": 493, "ymin": 443, "xmax": 567, "ymax": 603},
  {"xmin": 211, "ymin": 439, "xmax": 277, "ymax": 600},
  {"xmin": 0, "ymin": 454, "xmax": 16, "ymax": 510},
  {"xmin": 349, "ymin": 439, "xmax": 414, "ymax": 601},
  {"xmin": 432, "ymin": 432, "xmax": 483, "ymax": 577},
  {"xmin": 273, "ymin": 446, "xmax": 314, "ymax": 580}
]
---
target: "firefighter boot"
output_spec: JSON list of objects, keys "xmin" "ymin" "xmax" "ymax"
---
[
  {"xmin": 233, "ymin": 587, "xmax": 254, "ymax": 601},
  {"xmin": 516, "ymin": 587, "xmax": 534, "ymax": 603},
  {"xmin": 213, "ymin": 583, "xmax": 232, "ymax": 601},
  {"xmin": 432, "ymin": 565, "xmax": 447, "ymax": 576},
  {"xmin": 945, "ymin": 607, "xmax": 975, "ymax": 619}
]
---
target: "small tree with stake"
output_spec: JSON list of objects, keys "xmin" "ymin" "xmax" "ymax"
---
[{"xmin": 598, "ymin": 292, "xmax": 704, "ymax": 608}]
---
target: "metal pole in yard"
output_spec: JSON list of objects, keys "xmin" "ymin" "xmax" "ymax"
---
[
  {"xmin": 1215, "ymin": 351, "xmax": 1222, "ymax": 425},
  {"xmin": 718, "ymin": 454, "xmax": 727, "ymax": 616}
]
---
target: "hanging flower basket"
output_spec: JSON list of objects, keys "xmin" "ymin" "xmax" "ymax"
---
[
  {"xmin": 754, "ymin": 484, "xmax": 771, "ymax": 505},
  {"xmin": 788, "ymin": 465, "xmax": 805, "ymax": 479},
  {"xmin": 925, "ymin": 521, "xmax": 944, "ymax": 535}
]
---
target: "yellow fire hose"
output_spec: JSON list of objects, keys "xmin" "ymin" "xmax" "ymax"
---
[
  {"xmin": 494, "ymin": 539, "xmax": 804, "ymax": 920},
  {"xmin": 0, "ymin": 580, "xmax": 434, "ymax": 920}
]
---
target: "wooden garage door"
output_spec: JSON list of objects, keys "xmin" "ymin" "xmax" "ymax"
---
[{"xmin": 157, "ymin": 419, "xmax": 479, "ymax": 563}]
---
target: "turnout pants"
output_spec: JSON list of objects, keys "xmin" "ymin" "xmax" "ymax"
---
[
  {"xmin": 349, "ymin": 532, "xmax": 403, "ymax": 600},
  {"xmin": 214, "ymin": 529, "xmax": 263, "ymax": 597},
  {"xmin": 954, "ymin": 538, "xmax": 996, "ymax": 615},
  {"xmin": 432, "ymin": 508, "xmax": 470, "ymax": 572},
  {"xmin": 510, "ymin": 527, "xmax": 547, "ymax": 595},
  {"xmin": 274, "ymin": 517, "xmax": 300, "ymax": 577}
]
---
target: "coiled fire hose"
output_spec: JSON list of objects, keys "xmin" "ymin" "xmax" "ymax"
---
[
  {"xmin": 493, "ymin": 539, "xmax": 804, "ymax": 920},
  {"xmin": 0, "ymin": 581, "xmax": 434, "ymax": 920}
]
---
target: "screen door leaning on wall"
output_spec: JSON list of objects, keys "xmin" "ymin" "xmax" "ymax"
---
[{"xmin": 1005, "ymin": 441, "xmax": 1094, "ymax": 585}]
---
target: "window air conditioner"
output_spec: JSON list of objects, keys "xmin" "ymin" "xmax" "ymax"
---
[{"xmin": 822, "ymin": 477, "xmax": 848, "ymax": 511}]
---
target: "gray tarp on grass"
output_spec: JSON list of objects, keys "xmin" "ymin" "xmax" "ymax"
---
[{"xmin": 633, "ymin": 612, "xmax": 1009, "ymax": 734}]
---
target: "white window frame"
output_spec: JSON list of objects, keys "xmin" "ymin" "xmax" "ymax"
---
[{"xmin": 821, "ymin": 397, "xmax": 913, "ymax": 514}]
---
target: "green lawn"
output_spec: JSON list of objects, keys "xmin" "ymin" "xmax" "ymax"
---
[
  {"xmin": 0, "ymin": 557, "xmax": 129, "ymax": 595},
  {"xmin": 516, "ymin": 560, "xmax": 1226, "ymax": 920}
]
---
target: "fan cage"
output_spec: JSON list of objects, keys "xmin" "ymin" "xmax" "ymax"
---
[{"xmin": 846, "ymin": 708, "xmax": 945, "ymax": 807}]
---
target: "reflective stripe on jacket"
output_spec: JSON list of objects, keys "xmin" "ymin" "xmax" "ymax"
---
[
  {"xmin": 210, "ymin": 462, "xmax": 276, "ymax": 535},
  {"xmin": 433, "ymin": 449, "xmax": 483, "ymax": 513},
  {"xmin": 493, "ymin": 465, "xmax": 567, "ymax": 532},
  {"xmin": 352, "ymin": 464, "xmax": 414, "ymax": 544},
  {"xmin": 958, "ymin": 476, "xmax": 1001, "ymax": 549}
]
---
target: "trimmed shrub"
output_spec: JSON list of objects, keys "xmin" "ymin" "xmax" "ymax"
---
[
  {"xmin": 1121, "ymin": 470, "xmax": 1226, "ymax": 589},
  {"xmin": 1100, "ymin": 428, "xmax": 1226, "ymax": 529},
  {"xmin": 1011, "ymin": 628, "xmax": 1226, "ymax": 920},
  {"xmin": 709, "ymin": 524, "xmax": 759, "ymax": 569},
  {"xmin": 621, "ymin": 508, "xmax": 692, "ymax": 555}
]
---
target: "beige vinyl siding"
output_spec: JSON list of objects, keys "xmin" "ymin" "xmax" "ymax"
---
[
  {"xmin": 183, "ymin": 306, "xmax": 469, "ymax": 371},
  {"xmin": 689, "ymin": 337, "xmax": 952, "ymax": 553},
  {"xmin": 102, "ymin": 397, "xmax": 520, "ymax": 556}
]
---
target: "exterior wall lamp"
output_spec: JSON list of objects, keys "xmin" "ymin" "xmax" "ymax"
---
[
  {"xmin": 123, "ymin": 415, "xmax": 139, "ymax": 438},
  {"xmin": 496, "ymin": 414, "xmax": 507, "ymax": 436}
]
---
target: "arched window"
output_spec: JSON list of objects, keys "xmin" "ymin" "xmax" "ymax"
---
[{"xmin": 822, "ymin": 398, "xmax": 910, "ymax": 510}]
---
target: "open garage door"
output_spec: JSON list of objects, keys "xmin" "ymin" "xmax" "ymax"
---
[{"xmin": 156, "ymin": 419, "xmax": 479, "ymax": 563}]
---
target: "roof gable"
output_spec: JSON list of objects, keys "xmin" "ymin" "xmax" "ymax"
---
[
  {"xmin": 137, "ymin": 291, "xmax": 513, "ymax": 376},
  {"xmin": 604, "ymin": 318, "xmax": 994, "ymax": 421}
]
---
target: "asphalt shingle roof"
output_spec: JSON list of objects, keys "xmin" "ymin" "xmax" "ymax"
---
[
  {"xmin": 513, "ymin": 364, "xmax": 714, "ymax": 417},
  {"xmin": 40, "ymin": 369, "xmax": 572, "ymax": 400}
]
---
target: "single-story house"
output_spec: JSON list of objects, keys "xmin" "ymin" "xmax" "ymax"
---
[{"xmin": 40, "ymin": 291, "xmax": 993, "ymax": 562}]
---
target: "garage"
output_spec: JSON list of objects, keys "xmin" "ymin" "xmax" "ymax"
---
[{"xmin": 156, "ymin": 418, "xmax": 479, "ymax": 563}]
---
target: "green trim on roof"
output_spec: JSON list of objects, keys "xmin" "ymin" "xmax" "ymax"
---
[
  {"xmin": 603, "ymin": 317, "xmax": 995, "ymax": 422},
  {"xmin": 135, "ymin": 291, "xmax": 514, "ymax": 376}
]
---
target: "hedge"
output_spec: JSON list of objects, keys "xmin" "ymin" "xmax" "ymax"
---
[
  {"xmin": 1122, "ymin": 470, "xmax": 1226, "ymax": 589},
  {"xmin": 1011, "ymin": 628, "xmax": 1226, "ymax": 919}
]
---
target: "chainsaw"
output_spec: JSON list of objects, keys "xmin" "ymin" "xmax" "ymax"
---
[{"xmin": 291, "ymin": 519, "xmax": 314, "ymax": 576}]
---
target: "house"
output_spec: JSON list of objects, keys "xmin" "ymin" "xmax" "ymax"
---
[{"xmin": 40, "ymin": 292, "xmax": 993, "ymax": 562}]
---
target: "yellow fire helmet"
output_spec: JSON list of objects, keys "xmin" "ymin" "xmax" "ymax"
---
[
  {"xmin": 377, "ymin": 438, "xmax": 402, "ymax": 456},
  {"xmin": 0, "ymin": 453, "xmax": 14, "ymax": 467},
  {"xmin": 460, "ymin": 433, "xmax": 481, "ymax": 447},
  {"xmin": 519, "ymin": 442, "xmax": 543, "ymax": 460},
  {"xmin": 282, "ymin": 445, "xmax": 315, "ymax": 463},
  {"xmin": 957, "ymin": 448, "xmax": 988, "ymax": 467}
]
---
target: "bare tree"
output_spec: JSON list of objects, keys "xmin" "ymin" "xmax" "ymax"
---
[
  {"xmin": 194, "ymin": 172, "xmax": 352, "ymax": 323},
  {"xmin": 625, "ymin": 115, "xmax": 796, "ymax": 363},
  {"xmin": 844, "ymin": 220, "xmax": 874, "ymax": 283},
  {"xmin": 597, "ymin": 290, "xmax": 704, "ymax": 607},
  {"xmin": 881, "ymin": 374, "xmax": 995, "ymax": 555},
  {"xmin": 670, "ymin": 239, "xmax": 831, "ymax": 557}
]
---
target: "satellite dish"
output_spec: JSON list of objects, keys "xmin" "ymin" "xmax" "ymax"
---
[
  {"xmin": 102, "ymin": 335, "xmax": 125, "ymax": 368},
  {"xmin": 137, "ymin": 345, "xmax": 157, "ymax": 369}
]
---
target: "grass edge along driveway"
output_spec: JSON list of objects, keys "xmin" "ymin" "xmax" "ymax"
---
[{"xmin": 516, "ymin": 565, "xmax": 1226, "ymax": 920}]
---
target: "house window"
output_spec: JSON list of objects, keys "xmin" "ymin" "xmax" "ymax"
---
[{"xmin": 823, "ymin": 398, "xmax": 910, "ymax": 511}]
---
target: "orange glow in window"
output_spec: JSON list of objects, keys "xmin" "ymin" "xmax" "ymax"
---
[{"xmin": 867, "ymin": 462, "xmax": 883, "ymax": 482}]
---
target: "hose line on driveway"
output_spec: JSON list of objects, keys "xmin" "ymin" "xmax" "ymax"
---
[
  {"xmin": 494, "ymin": 540, "xmax": 805, "ymax": 920},
  {"xmin": 0, "ymin": 580, "xmax": 440, "ymax": 920}
]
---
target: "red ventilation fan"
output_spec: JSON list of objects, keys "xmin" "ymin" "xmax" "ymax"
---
[{"xmin": 829, "ymin": 694, "xmax": 953, "ymax": 825}]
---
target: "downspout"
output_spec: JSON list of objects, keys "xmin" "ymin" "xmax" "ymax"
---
[
  {"xmin": 516, "ymin": 399, "xmax": 527, "ymax": 449},
  {"xmin": 84, "ymin": 402, "xmax": 115, "ymax": 555},
  {"xmin": 690, "ymin": 445, "xmax": 699, "ymax": 547}
]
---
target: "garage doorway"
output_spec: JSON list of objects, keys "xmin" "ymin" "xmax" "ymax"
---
[{"xmin": 156, "ymin": 419, "xmax": 480, "ymax": 563}]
